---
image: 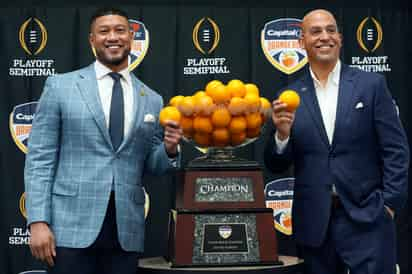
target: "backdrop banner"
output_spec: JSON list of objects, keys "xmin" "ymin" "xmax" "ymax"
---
[{"xmin": 0, "ymin": 4, "xmax": 409, "ymax": 274}]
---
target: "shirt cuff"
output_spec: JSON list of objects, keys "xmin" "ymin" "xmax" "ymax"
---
[
  {"xmin": 168, "ymin": 144, "xmax": 180, "ymax": 167},
  {"xmin": 274, "ymin": 131, "xmax": 289, "ymax": 154}
]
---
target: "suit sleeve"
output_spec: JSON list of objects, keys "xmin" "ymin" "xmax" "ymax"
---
[
  {"xmin": 264, "ymin": 126, "xmax": 294, "ymax": 174},
  {"xmin": 24, "ymin": 76, "xmax": 61, "ymax": 226},
  {"xmin": 373, "ymin": 75, "xmax": 409, "ymax": 213}
]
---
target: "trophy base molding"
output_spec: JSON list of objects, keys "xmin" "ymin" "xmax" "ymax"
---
[{"xmin": 138, "ymin": 256, "xmax": 303, "ymax": 273}]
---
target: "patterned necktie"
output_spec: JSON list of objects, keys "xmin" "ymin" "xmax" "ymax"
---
[{"xmin": 108, "ymin": 72, "xmax": 124, "ymax": 150}]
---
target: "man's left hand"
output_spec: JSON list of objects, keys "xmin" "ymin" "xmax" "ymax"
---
[{"xmin": 163, "ymin": 120, "xmax": 183, "ymax": 157}]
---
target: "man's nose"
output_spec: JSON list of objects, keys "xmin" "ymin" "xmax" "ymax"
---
[
  {"xmin": 107, "ymin": 31, "xmax": 119, "ymax": 40},
  {"xmin": 319, "ymin": 29, "xmax": 330, "ymax": 40}
]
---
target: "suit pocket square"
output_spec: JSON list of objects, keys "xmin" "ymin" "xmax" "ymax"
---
[
  {"xmin": 144, "ymin": 114, "xmax": 155, "ymax": 123},
  {"xmin": 355, "ymin": 102, "xmax": 364, "ymax": 109}
]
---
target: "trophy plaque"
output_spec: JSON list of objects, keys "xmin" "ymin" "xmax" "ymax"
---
[{"xmin": 169, "ymin": 147, "xmax": 280, "ymax": 267}]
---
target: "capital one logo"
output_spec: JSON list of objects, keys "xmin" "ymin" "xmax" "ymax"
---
[
  {"xmin": 356, "ymin": 16, "xmax": 383, "ymax": 53},
  {"xmin": 19, "ymin": 17, "xmax": 48, "ymax": 55},
  {"xmin": 192, "ymin": 17, "xmax": 220, "ymax": 54}
]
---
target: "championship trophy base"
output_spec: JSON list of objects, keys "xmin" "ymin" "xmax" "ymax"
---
[{"xmin": 168, "ymin": 208, "xmax": 280, "ymax": 267}]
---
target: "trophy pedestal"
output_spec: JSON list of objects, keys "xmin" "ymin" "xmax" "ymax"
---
[
  {"xmin": 169, "ymin": 209, "xmax": 279, "ymax": 267},
  {"xmin": 168, "ymin": 151, "xmax": 279, "ymax": 267}
]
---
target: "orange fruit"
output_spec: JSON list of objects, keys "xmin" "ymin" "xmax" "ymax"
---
[
  {"xmin": 231, "ymin": 131, "xmax": 247, "ymax": 146},
  {"xmin": 211, "ymin": 107, "xmax": 231, "ymax": 128},
  {"xmin": 193, "ymin": 132, "xmax": 211, "ymax": 147},
  {"xmin": 206, "ymin": 84, "xmax": 231, "ymax": 105},
  {"xmin": 228, "ymin": 116, "xmax": 247, "ymax": 134},
  {"xmin": 247, "ymin": 127, "xmax": 261, "ymax": 138},
  {"xmin": 180, "ymin": 115, "xmax": 193, "ymax": 136},
  {"xmin": 245, "ymin": 83, "xmax": 260, "ymax": 97},
  {"xmin": 244, "ymin": 93, "xmax": 261, "ymax": 113},
  {"xmin": 193, "ymin": 116, "xmax": 213, "ymax": 134},
  {"xmin": 193, "ymin": 91, "xmax": 207, "ymax": 104},
  {"xmin": 159, "ymin": 106, "xmax": 181, "ymax": 127},
  {"xmin": 228, "ymin": 97, "xmax": 247, "ymax": 115},
  {"xmin": 227, "ymin": 79, "xmax": 246, "ymax": 98},
  {"xmin": 178, "ymin": 96, "xmax": 196, "ymax": 116},
  {"xmin": 278, "ymin": 90, "xmax": 300, "ymax": 112},
  {"xmin": 245, "ymin": 112, "xmax": 262, "ymax": 129},
  {"xmin": 260, "ymin": 97, "xmax": 272, "ymax": 119},
  {"xmin": 205, "ymin": 80, "xmax": 223, "ymax": 94},
  {"xmin": 169, "ymin": 95, "xmax": 184, "ymax": 107},
  {"xmin": 195, "ymin": 95, "xmax": 215, "ymax": 116},
  {"xmin": 212, "ymin": 128, "xmax": 230, "ymax": 147}
]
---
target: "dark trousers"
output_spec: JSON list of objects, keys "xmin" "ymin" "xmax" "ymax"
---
[
  {"xmin": 48, "ymin": 193, "xmax": 138, "ymax": 274},
  {"xmin": 301, "ymin": 202, "xmax": 396, "ymax": 274}
]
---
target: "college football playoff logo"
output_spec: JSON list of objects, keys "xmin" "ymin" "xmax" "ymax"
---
[
  {"xmin": 19, "ymin": 17, "xmax": 47, "ymax": 55},
  {"xmin": 192, "ymin": 17, "xmax": 220, "ymax": 54},
  {"xmin": 356, "ymin": 17, "xmax": 383, "ymax": 53}
]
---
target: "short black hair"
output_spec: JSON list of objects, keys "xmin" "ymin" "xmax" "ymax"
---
[{"xmin": 89, "ymin": 7, "xmax": 129, "ymax": 31}]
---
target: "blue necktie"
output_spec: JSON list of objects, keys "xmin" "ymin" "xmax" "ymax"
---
[{"xmin": 108, "ymin": 72, "xmax": 124, "ymax": 151}]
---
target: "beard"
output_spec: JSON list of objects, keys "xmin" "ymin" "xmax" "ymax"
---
[{"xmin": 95, "ymin": 46, "xmax": 130, "ymax": 67}]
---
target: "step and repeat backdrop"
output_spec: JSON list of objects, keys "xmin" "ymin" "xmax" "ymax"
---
[{"xmin": 0, "ymin": 3, "xmax": 409, "ymax": 274}]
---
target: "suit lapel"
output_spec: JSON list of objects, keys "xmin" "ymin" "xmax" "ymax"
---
[
  {"xmin": 77, "ymin": 65, "xmax": 112, "ymax": 148},
  {"xmin": 299, "ymin": 72, "xmax": 330, "ymax": 147},
  {"xmin": 117, "ymin": 74, "xmax": 147, "ymax": 151},
  {"xmin": 332, "ymin": 65, "xmax": 356, "ymax": 148}
]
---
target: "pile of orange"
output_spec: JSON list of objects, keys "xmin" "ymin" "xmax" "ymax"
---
[{"xmin": 160, "ymin": 79, "xmax": 272, "ymax": 148}]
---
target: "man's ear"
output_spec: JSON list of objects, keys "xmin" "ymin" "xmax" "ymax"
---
[{"xmin": 299, "ymin": 36, "xmax": 305, "ymax": 49}]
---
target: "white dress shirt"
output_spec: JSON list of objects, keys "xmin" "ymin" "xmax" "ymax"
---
[
  {"xmin": 94, "ymin": 60, "xmax": 178, "ymax": 164},
  {"xmin": 94, "ymin": 60, "xmax": 134, "ymax": 138},
  {"xmin": 275, "ymin": 60, "xmax": 341, "ymax": 150}
]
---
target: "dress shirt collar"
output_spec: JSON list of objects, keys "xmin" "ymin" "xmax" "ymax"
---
[
  {"xmin": 309, "ymin": 60, "xmax": 341, "ymax": 88},
  {"xmin": 94, "ymin": 60, "xmax": 132, "ymax": 86}
]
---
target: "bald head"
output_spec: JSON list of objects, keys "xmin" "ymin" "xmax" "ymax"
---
[{"xmin": 301, "ymin": 9, "xmax": 338, "ymax": 34}]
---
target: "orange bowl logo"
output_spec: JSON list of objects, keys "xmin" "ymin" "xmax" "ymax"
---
[
  {"xmin": 264, "ymin": 177, "xmax": 294, "ymax": 235},
  {"xmin": 192, "ymin": 17, "xmax": 220, "ymax": 55},
  {"xmin": 356, "ymin": 17, "xmax": 383, "ymax": 53},
  {"xmin": 261, "ymin": 18, "xmax": 307, "ymax": 75},
  {"xmin": 91, "ymin": 19, "xmax": 149, "ymax": 72},
  {"xmin": 128, "ymin": 20, "xmax": 150, "ymax": 71},
  {"xmin": 19, "ymin": 17, "xmax": 47, "ymax": 55},
  {"xmin": 9, "ymin": 102, "xmax": 38, "ymax": 154}
]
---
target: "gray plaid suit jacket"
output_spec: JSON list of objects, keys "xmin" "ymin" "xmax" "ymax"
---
[{"xmin": 24, "ymin": 64, "xmax": 178, "ymax": 252}]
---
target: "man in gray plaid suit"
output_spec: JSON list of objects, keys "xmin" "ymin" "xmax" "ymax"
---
[{"xmin": 24, "ymin": 7, "xmax": 182, "ymax": 274}]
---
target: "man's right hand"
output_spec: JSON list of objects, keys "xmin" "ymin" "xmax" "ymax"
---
[
  {"xmin": 29, "ymin": 222, "xmax": 56, "ymax": 266},
  {"xmin": 271, "ymin": 99, "xmax": 295, "ymax": 140}
]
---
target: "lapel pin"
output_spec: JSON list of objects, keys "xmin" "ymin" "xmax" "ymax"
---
[
  {"xmin": 301, "ymin": 87, "xmax": 307, "ymax": 92},
  {"xmin": 140, "ymin": 89, "xmax": 146, "ymax": 96}
]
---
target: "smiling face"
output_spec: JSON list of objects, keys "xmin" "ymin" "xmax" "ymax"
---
[
  {"xmin": 89, "ymin": 14, "xmax": 133, "ymax": 71},
  {"xmin": 300, "ymin": 10, "xmax": 342, "ymax": 66}
]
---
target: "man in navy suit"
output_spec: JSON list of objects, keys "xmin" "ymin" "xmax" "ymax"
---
[
  {"xmin": 264, "ymin": 9, "xmax": 409, "ymax": 274},
  {"xmin": 25, "ymin": 7, "xmax": 182, "ymax": 274}
]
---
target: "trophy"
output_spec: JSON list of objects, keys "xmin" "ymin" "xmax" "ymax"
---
[{"xmin": 162, "ymin": 80, "xmax": 280, "ymax": 267}]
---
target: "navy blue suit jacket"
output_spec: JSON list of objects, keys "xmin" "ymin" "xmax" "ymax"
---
[{"xmin": 264, "ymin": 64, "xmax": 409, "ymax": 247}]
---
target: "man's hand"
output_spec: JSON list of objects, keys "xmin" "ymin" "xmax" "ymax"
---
[
  {"xmin": 29, "ymin": 222, "xmax": 56, "ymax": 266},
  {"xmin": 163, "ymin": 120, "xmax": 183, "ymax": 157},
  {"xmin": 271, "ymin": 99, "xmax": 295, "ymax": 140}
]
